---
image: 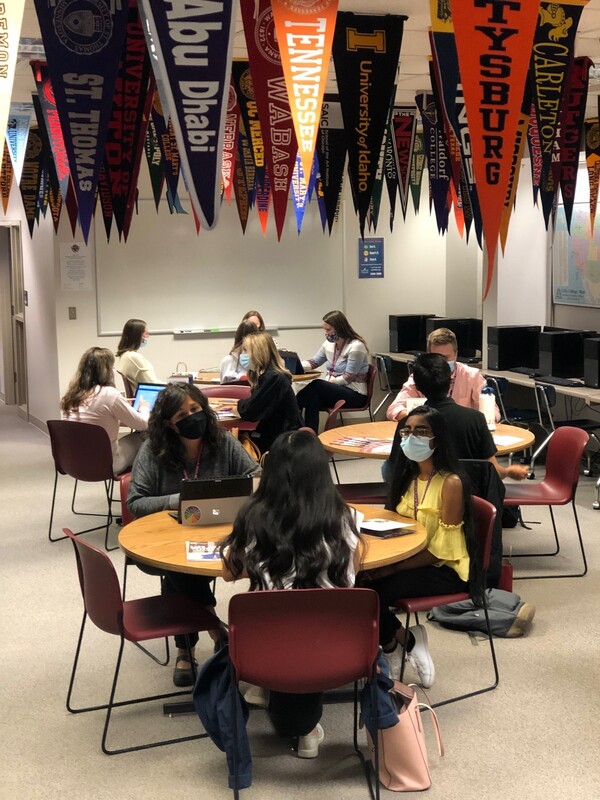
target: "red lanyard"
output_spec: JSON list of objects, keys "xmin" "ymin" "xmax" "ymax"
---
[
  {"xmin": 183, "ymin": 443, "xmax": 203, "ymax": 480},
  {"xmin": 328, "ymin": 341, "xmax": 345, "ymax": 377},
  {"xmin": 448, "ymin": 370, "xmax": 457, "ymax": 398},
  {"xmin": 412, "ymin": 470, "xmax": 436, "ymax": 519}
]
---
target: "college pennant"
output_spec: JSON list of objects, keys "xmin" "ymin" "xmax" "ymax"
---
[
  {"xmin": 19, "ymin": 127, "xmax": 43, "ymax": 236},
  {"xmin": 270, "ymin": 0, "xmax": 338, "ymax": 182},
  {"xmin": 559, "ymin": 56, "xmax": 592, "ymax": 233},
  {"xmin": 1, "ymin": 140, "xmax": 13, "ymax": 213},
  {"xmin": 97, "ymin": 164, "xmax": 114, "ymax": 240},
  {"xmin": 409, "ymin": 131, "xmax": 426, "ymax": 214},
  {"xmin": 416, "ymin": 92, "xmax": 451, "ymax": 235},
  {"xmin": 332, "ymin": 12, "xmax": 407, "ymax": 235},
  {"xmin": 239, "ymin": 0, "xmax": 298, "ymax": 240},
  {"xmin": 233, "ymin": 146, "xmax": 250, "ymax": 233},
  {"xmin": 369, "ymin": 101, "xmax": 394, "ymax": 233},
  {"xmin": 6, "ymin": 103, "xmax": 33, "ymax": 186},
  {"xmin": 392, "ymin": 107, "xmax": 417, "ymax": 221},
  {"xmin": 231, "ymin": 60, "xmax": 263, "ymax": 204},
  {"xmin": 31, "ymin": 93, "xmax": 63, "ymax": 228},
  {"xmin": 0, "ymin": 1, "xmax": 26, "ymax": 176},
  {"xmin": 221, "ymin": 83, "xmax": 239, "ymax": 205},
  {"xmin": 33, "ymin": 0, "xmax": 130, "ymax": 242},
  {"xmin": 451, "ymin": 0, "xmax": 539, "ymax": 297},
  {"xmin": 255, "ymin": 174, "xmax": 271, "ymax": 235},
  {"xmin": 151, "ymin": 93, "xmax": 181, "ymax": 210},
  {"xmin": 527, "ymin": 102, "xmax": 543, "ymax": 203},
  {"xmin": 530, "ymin": 1, "xmax": 590, "ymax": 188},
  {"xmin": 584, "ymin": 118, "xmax": 600, "ymax": 233},
  {"xmin": 499, "ymin": 82, "xmax": 532, "ymax": 252},
  {"xmin": 138, "ymin": 0, "xmax": 236, "ymax": 229},
  {"xmin": 144, "ymin": 119, "xmax": 164, "ymax": 211},
  {"xmin": 105, "ymin": 0, "xmax": 155, "ymax": 241},
  {"xmin": 315, "ymin": 94, "xmax": 346, "ymax": 234},
  {"xmin": 383, "ymin": 119, "xmax": 398, "ymax": 230}
]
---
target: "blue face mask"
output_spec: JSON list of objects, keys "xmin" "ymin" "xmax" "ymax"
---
[
  {"xmin": 400, "ymin": 434, "xmax": 435, "ymax": 463},
  {"xmin": 239, "ymin": 353, "xmax": 251, "ymax": 369},
  {"xmin": 140, "ymin": 338, "xmax": 148, "ymax": 348},
  {"xmin": 447, "ymin": 360, "xmax": 456, "ymax": 373}
]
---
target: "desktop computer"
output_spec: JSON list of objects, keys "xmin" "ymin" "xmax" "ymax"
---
[
  {"xmin": 425, "ymin": 317, "xmax": 482, "ymax": 359},
  {"xmin": 584, "ymin": 337, "xmax": 600, "ymax": 388},
  {"xmin": 389, "ymin": 314, "xmax": 434, "ymax": 353},
  {"xmin": 487, "ymin": 325, "xmax": 541, "ymax": 371},
  {"xmin": 538, "ymin": 330, "xmax": 597, "ymax": 379}
]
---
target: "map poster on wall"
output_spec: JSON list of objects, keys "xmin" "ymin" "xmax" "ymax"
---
[
  {"xmin": 552, "ymin": 205, "xmax": 600, "ymax": 308},
  {"xmin": 60, "ymin": 243, "xmax": 92, "ymax": 292}
]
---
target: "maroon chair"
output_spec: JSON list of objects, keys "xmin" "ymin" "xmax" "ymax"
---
[
  {"xmin": 336, "ymin": 483, "xmax": 388, "ymax": 505},
  {"xmin": 228, "ymin": 588, "xmax": 380, "ymax": 799},
  {"xmin": 393, "ymin": 496, "xmax": 499, "ymax": 708},
  {"xmin": 504, "ymin": 426, "xmax": 589, "ymax": 579},
  {"xmin": 64, "ymin": 528, "xmax": 219, "ymax": 754},
  {"xmin": 327, "ymin": 364, "xmax": 377, "ymax": 424},
  {"xmin": 47, "ymin": 420, "xmax": 121, "ymax": 550},
  {"xmin": 200, "ymin": 385, "xmax": 257, "ymax": 432},
  {"xmin": 323, "ymin": 398, "xmax": 346, "ymax": 481},
  {"xmin": 117, "ymin": 371, "xmax": 135, "ymax": 399}
]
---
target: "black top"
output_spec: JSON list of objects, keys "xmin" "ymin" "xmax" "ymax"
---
[
  {"xmin": 389, "ymin": 396, "xmax": 497, "ymax": 469},
  {"xmin": 237, "ymin": 369, "xmax": 303, "ymax": 453}
]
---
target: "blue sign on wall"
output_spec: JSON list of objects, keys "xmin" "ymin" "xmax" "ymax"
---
[{"xmin": 358, "ymin": 238, "xmax": 384, "ymax": 278}]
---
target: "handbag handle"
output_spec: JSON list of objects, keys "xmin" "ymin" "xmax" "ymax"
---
[{"xmin": 416, "ymin": 702, "xmax": 444, "ymax": 757}]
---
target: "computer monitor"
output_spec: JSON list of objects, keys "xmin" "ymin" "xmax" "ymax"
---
[
  {"xmin": 389, "ymin": 315, "xmax": 434, "ymax": 353},
  {"xmin": 424, "ymin": 317, "xmax": 482, "ymax": 359},
  {"xmin": 538, "ymin": 331, "xmax": 597, "ymax": 379},
  {"xmin": 487, "ymin": 325, "xmax": 541, "ymax": 370}
]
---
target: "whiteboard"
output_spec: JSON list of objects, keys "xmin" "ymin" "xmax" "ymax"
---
[{"xmin": 95, "ymin": 197, "xmax": 344, "ymax": 333}]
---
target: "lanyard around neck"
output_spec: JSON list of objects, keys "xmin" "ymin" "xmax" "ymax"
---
[
  {"xmin": 328, "ymin": 340, "xmax": 344, "ymax": 376},
  {"xmin": 448, "ymin": 369, "xmax": 457, "ymax": 398},
  {"xmin": 183, "ymin": 442, "xmax": 203, "ymax": 480},
  {"xmin": 412, "ymin": 470, "xmax": 436, "ymax": 519}
]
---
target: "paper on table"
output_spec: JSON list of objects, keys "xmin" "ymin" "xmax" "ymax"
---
[
  {"xmin": 360, "ymin": 519, "xmax": 414, "ymax": 534},
  {"xmin": 493, "ymin": 435, "xmax": 522, "ymax": 446}
]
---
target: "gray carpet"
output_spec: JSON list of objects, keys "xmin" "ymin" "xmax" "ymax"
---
[{"xmin": 1, "ymin": 403, "xmax": 599, "ymax": 799}]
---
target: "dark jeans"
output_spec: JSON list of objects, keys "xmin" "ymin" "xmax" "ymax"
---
[
  {"xmin": 268, "ymin": 691, "xmax": 323, "ymax": 737},
  {"xmin": 296, "ymin": 381, "xmax": 366, "ymax": 433},
  {"xmin": 134, "ymin": 561, "xmax": 216, "ymax": 649},
  {"xmin": 371, "ymin": 565, "xmax": 468, "ymax": 645}
]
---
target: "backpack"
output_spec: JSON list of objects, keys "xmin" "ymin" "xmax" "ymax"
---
[{"xmin": 427, "ymin": 589, "xmax": 533, "ymax": 638}]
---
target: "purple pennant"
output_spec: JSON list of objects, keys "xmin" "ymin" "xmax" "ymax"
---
[
  {"xmin": 33, "ymin": 0, "xmax": 130, "ymax": 243},
  {"xmin": 138, "ymin": 0, "xmax": 236, "ymax": 229}
]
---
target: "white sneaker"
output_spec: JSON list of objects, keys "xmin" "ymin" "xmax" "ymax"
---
[
  {"xmin": 297, "ymin": 723, "xmax": 325, "ymax": 758},
  {"xmin": 381, "ymin": 643, "xmax": 404, "ymax": 680},
  {"xmin": 243, "ymin": 685, "xmax": 269, "ymax": 708},
  {"xmin": 408, "ymin": 624, "xmax": 435, "ymax": 688}
]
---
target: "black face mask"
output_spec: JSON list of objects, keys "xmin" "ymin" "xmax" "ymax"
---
[{"xmin": 176, "ymin": 410, "xmax": 207, "ymax": 440}]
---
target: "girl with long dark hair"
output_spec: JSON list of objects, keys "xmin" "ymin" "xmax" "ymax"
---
[
  {"xmin": 297, "ymin": 310, "xmax": 370, "ymax": 432},
  {"xmin": 116, "ymin": 318, "xmax": 159, "ymax": 390},
  {"xmin": 221, "ymin": 430, "xmax": 362, "ymax": 758},
  {"xmin": 366, "ymin": 405, "xmax": 479, "ymax": 689}
]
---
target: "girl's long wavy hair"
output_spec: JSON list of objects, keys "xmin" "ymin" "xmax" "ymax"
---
[
  {"xmin": 243, "ymin": 331, "xmax": 291, "ymax": 387},
  {"xmin": 221, "ymin": 430, "xmax": 359, "ymax": 589},
  {"xmin": 60, "ymin": 347, "xmax": 115, "ymax": 414},
  {"xmin": 322, "ymin": 310, "xmax": 367, "ymax": 348},
  {"xmin": 387, "ymin": 405, "xmax": 482, "ymax": 601},
  {"xmin": 147, "ymin": 383, "xmax": 224, "ymax": 471}
]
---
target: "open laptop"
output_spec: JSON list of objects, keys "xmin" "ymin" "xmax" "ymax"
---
[
  {"xmin": 133, "ymin": 382, "xmax": 167, "ymax": 412},
  {"xmin": 278, "ymin": 349, "xmax": 304, "ymax": 375},
  {"xmin": 179, "ymin": 475, "xmax": 253, "ymax": 526}
]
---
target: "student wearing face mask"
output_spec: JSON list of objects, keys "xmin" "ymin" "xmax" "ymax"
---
[
  {"xmin": 127, "ymin": 383, "xmax": 258, "ymax": 686},
  {"xmin": 116, "ymin": 318, "xmax": 159, "ymax": 391},
  {"xmin": 360, "ymin": 406, "xmax": 480, "ymax": 690},
  {"xmin": 386, "ymin": 328, "xmax": 500, "ymax": 423},
  {"xmin": 296, "ymin": 310, "xmax": 370, "ymax": 433}
]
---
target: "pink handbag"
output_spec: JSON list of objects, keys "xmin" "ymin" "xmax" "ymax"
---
[{"xmin": 367, "ymin": 680, "xmax": 444, "ymax": 792}]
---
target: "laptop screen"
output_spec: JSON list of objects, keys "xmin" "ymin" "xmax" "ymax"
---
[
  {"xmin": 278, "ymin": 350, "xmax": 304, "ymax": 375},
  {"xmin": 179, "ymin": 475, "xmax": 253, "ymax": 526},
  {"xmin": 133, "ymin": 383, "xmax": 167, "ymax": 412}
]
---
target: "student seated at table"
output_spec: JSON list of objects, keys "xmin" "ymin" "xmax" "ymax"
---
[
  {"xmin": 297, "ymin": 310, "xmax": 370, "ymax": 433},
  {"xmin": 241, "ymin": 309, "xmax": 266, "ymax": 332},
  {"xmin": 384, "ymin": 353, "xmax": 528, "ymax": 483},
  {"xmin": 386, "ymin": 327, "xmax": 500, "ymax": 422},
  {"xmin": 116, "ymin": 318, "xmax": 159, "ymax": 391},
  {"xmin": 221, "ymin": 430, "xmax": 362, "ymax": 758},
  {"xmin": 236, "ymin": 331, "xmax": 303, "ymax": 454},
  {"xmin": 362, "ymin": 406, "xmax": 480, "ymax": 689},
  {"xmin": 219, "ymin": 321, "xmax": 258, "ymax": 383},
  {"xmin": 127, "ymin": 383, "xmax": 258, "ymax": 687},
  {"xmin": 61, "ymin": 347, "xmax": 149, "ymax": 474}
]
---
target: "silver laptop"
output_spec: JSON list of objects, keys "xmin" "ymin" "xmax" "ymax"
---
[{"xmin": 179, "ymin": 476, "xmax": 253, "ymax": 526}]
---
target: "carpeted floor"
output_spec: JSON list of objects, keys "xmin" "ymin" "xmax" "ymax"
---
[{"xmin": 1, "ymin": 403, "xmax": 599, "ymax": 799}]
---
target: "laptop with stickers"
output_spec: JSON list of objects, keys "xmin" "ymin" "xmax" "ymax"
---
[{"xmin": 179, "ymin": 475, "xmax": 253, "ymax": 526}]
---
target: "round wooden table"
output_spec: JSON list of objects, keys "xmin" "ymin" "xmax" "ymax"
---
[
  {"xmin": 118, "ymin": 505, "xmax": 427, "ymax": 577},
  {"xmin": 318, "ymin": 420, "xmax": 535, "ymax": 458},
  {"xmin": 188, "ymin": 371, "xmax": 321, "ymax": 385}
]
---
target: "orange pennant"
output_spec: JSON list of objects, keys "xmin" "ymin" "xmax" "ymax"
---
[
  {"xmin": 271, "ymin": 0, "xmax": 338, "ymax": 182},
  {"xmin": 451, "ymin": 0, "xmax": 540, "ymax": 298}
]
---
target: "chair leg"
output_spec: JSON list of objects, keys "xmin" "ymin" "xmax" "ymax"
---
[
  {"xmin": 122, "ymin": 558, "xmax": 170, "ymax": 667},
  {"xmin": 230, "ymin": 661, "xmax": 240, "ymax": 799},
  {"xmin": 510, "ymin": 506, "xmax": 560, "ymax": 557},
  {"xmin": 354, "ymin": 674, "xmax": 380, "ymax": 800},
  {"xmin": 331, "ymin": 455, "xmax": 341, "ymax": 483},
  {"xmin": 515, "ymin": 501, "xmax": 588, "ymax": 580},
  {"xmin": 49, "ymin": 473, "xmax": 115, "ymax": 544},
  {"xmin": 372, "ymin": 392, "xmax": 390, "ymax": 419}
]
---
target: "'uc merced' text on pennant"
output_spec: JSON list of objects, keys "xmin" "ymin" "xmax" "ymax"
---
[
  {"xmin": 451, "ymin": 0, "xmax": 539, "ymax": 298},
  {"xmin": 0, "ymin": 1, "xmax": 26, "ymax": 176},
  {"xmin": 332, "ymin": 12, "xmax": 407, "ymax": 236},
  {"xmin": 271, "ymin": 0, "xmax": 338, "ymax": 183},
  {"xmin": 33, "ymin": 0, "xmax": 130, "ymax": 242},
  {"xmin": 138, "ymin": 0, "xmax": 237, "ymax": 229}
]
